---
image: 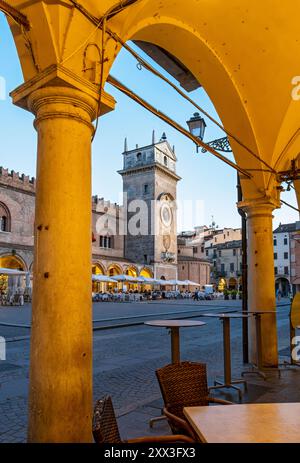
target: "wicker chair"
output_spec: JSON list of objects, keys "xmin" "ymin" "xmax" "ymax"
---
[
  {"xmin": 92, "ymin": 395, "xmax": 194, "ymax": 443},
  {"xmin": 156, "ymin": 362, "xmax": 232, "ymax": 441}
]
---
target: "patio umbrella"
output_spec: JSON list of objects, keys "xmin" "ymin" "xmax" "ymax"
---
[
  {"xmin": 0, "ymin": 267, "xmax": 28, "ymax": 276},
  {"xmin": 184, "ymin": 280, "xmax": 200, "ymax": 286},
  {"xmin": 136, "ymin": 276, "xmax": 158, "ymax": 285},
  {"xmin": 92, "ymin": 275, "xmax": 116, "ymax": 283},
  {"xmin": 110, "ymin": 274, "xmax": 139, "ymax": 282}
]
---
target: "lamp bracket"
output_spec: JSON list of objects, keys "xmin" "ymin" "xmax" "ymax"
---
[{"xmin": 201, "ymin": 136, "xmax": 232, "ymax": 153}]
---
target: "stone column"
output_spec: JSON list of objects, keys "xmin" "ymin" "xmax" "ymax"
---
[
  {"xmin": 239, "ymin": 199, "xmax": 279, "ymax": 367},
  {"xmin": 11, "ymin": 66, "xmax": 114, "ymax": 442}
]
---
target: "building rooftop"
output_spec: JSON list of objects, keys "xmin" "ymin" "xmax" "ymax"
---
[
  {"xmin": 273, "ymin": 223, "xmax": 300, "ymax": 234},
  {"xmin": 177, "ymin": 255, "xmax": 211, "ymax": 263},
  {"xmin": 210, "ymin": 240, "xmax": 242, "ymax": 250}
]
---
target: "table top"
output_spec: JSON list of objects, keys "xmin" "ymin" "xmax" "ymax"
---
[
  {"xmin": 200, "ymin": 312, "xmax": 251, "ymax": 319},
  {"xmin": 240, "ymin": 310, "xmax": 277, "ymax": 315},
  {"xmin": 184, "ymin": 403, "xmax": 300, "ymax": 443},
  {"xmin": 144, "ymin": 319, "xmax": 206, "ymax": 328}
]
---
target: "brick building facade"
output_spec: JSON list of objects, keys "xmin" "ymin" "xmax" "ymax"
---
[{"xmin": 0, "ymin": 135, "xmax": 211, "ymax": 292}]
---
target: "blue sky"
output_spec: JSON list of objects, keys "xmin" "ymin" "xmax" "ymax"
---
[{"xmin": 0, "ymin": 14, "xmax": 298, "ymax": 231}]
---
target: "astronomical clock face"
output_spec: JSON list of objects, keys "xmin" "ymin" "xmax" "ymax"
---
[{"xmin": 160, "ymin": 203, "xmax": 172, "ymax": 228}]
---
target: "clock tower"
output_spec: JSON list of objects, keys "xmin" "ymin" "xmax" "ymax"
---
[{"xmin": 118, "ymin": 132, "xmax": 181, "ymax": 280}]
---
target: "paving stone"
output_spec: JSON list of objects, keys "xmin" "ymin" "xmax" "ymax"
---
[{"xmin": 0, "ymin": 300, "xmax": 295, "ymax": 442}]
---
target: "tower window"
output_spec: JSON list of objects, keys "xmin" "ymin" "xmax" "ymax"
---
[
  {"xmin": 0, "ymin": 203, "xmax": 11, "ymax": 232},
  {"xmin": 99, "ymin": 235, "xmax": 114, "ymax": 249},
  {"xmin": 164, "ymin": 155, "xmax": 168, "ymax": 166},
  {"xmin": 136, "ymin": 152, "xmax": 142, "ymax": 162},
  {"xmin": 0, "ymin": 216, "xmax": 7, "ymax": 232},
  {"xmin": 144, "ymin": 184, "xmax": 149, "ymax": 194}
]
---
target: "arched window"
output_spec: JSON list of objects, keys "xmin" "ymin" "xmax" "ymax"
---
[
  {"xmin": 136, "ymin": 152, "xmax": 142, "ymax": 162},
  {"xmin": 0, "ymin": 203, "xmax": 11, "ymax": 232},
  {"xmin": 164, "ymin": 155, "xmax": 168, "ymax": 166},
  {"xmin": 99, "ymin": 235, "xmax": 114, "ymax": 249}
]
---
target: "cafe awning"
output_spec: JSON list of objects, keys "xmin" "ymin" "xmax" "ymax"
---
[
  {"xmin": 0, "ymin": 267, "xmax": 28, "ymax": 276},
  {"xmin": 92, "ymin": 275, "xmax": 116, "ymax": 283}
]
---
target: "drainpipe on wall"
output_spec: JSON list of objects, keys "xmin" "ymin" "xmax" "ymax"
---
[{"xmin": 237, "ymin": 174, "xmax": 249, "ymax": 364}]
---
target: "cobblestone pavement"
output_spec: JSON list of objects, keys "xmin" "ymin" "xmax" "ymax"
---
[{"xmin": 0, "ymin": 299, "xmax": 293, "ymax": 442}]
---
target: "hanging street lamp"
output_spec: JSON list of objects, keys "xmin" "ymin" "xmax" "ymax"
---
[{"xmin": 186, "ymin": 112, "xmax": 232, "ymax": 153}]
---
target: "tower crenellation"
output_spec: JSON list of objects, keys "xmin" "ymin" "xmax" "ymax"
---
[
  {"xmin": 92, "ymin": 195, "xmax": 120, "ymax": 213},
  {"xmin": 0, "ymin": 166, "xmax": 36, "ymax": 192}
]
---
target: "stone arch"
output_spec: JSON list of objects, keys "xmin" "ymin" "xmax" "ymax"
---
[
  {"xmin": 218, "ymin": 277, "xmax": 227, "ymax": 292},
  {"xmin": 110, "ymin": 12, "xmax": 264, "ymax": 200},
  {"xmin": 157, "ymin": 192, "xmax": 175, "ymax": 202},
  {"xmin": 107, "ymin": 263, "xmax": 123, "ymax": 276},
  {"xmin": 0, "ymin": 253, "xmax": 27, "ymax": 295},
  {"xmin": 140, "ymin": 267, "xmax": 153, "ymax": 278},
  {"xmin": 125, "ymin": 265, "xmax": 138, "ymax": 277},
  {"xmin": 8, "ymin": 1, "xmax": 300, "ymax": 202},
  {"xmin": 92, "ymin": 262, "xmax": 106, "ymax": 275},
  {"xmin": 92, "ymin": 262, "xmax": 106, "ymax": 292},
  {"xmin": 228, "ymin": 277, "xmax": 238, "ymax": 290},
  {"xmin": 0, "ymin": 253, "xmax": 27, "ymax": 271}
]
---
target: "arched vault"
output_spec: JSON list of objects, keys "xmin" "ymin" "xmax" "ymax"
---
[
  {"xmin": 3, "ymin": 0, "xmax": 300, "ymax": 441},
  {"xmin": 7, "ymin": 0, "xmax": 300, "ymax": 202}
]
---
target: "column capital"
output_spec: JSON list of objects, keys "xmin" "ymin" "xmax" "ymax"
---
[
  {"xmin": 10, "ymin": 64, "xmax": 115, "ymax": 120},
  {"xmin": 237, "ymin": 196, "xmax": 280, "ymax": 218}
]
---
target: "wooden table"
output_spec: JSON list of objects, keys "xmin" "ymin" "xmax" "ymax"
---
[
  {"xmin": 144, "ymin": 319, "xmax": 206, "ymax": 363},
  {"xmin": 199, "ymin": 313, "xmax": 250, "ymax": 400},
  {"xmin": 184, "ymin": 403, "xmax": 300, "ymax": 443}
]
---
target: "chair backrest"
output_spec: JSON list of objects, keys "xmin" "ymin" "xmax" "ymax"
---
[
  {"xmin": 92, "ymin": 395, "xmax": 122, "ymax": 443},
  {"xmin": 291, "ymin": 293, "xmax": 300, "ymax": 329},
  {"xmin": 156, "ymin": 361, "xmax": 209, "ymax": 420}
]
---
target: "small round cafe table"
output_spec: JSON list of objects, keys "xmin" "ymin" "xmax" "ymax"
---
[{"xmin": 144, "ymin": 319, "xmax": 206, "ymax": 363}]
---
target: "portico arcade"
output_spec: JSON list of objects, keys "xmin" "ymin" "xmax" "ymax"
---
[{"xmin": 5, "ymin": 0, "xmax": 300, "ymax": 442}]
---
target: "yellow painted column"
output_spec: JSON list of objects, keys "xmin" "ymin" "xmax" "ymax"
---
[
  {"xmin": 10, "ymin": 66, "xmax": 115, "ymax": 442},
  {"xmin": 240, "ymin": 200, "xmax": 279, "ymax": 367},
  {"xmin": 24, "ymin": 85, "xmax": 97, "ymax": 442},
  {"xmin": 293, "ymin": 179, "xmax": 300, "ymax": 217}
]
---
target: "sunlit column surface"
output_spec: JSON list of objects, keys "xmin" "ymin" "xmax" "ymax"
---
[
  {"xmin": 239, "ymin": 199, "xmax": 279, "ymax": 367},
  {"xmin": 11, "ymin": 66, "xmax": 114, "ymax": 442}
]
